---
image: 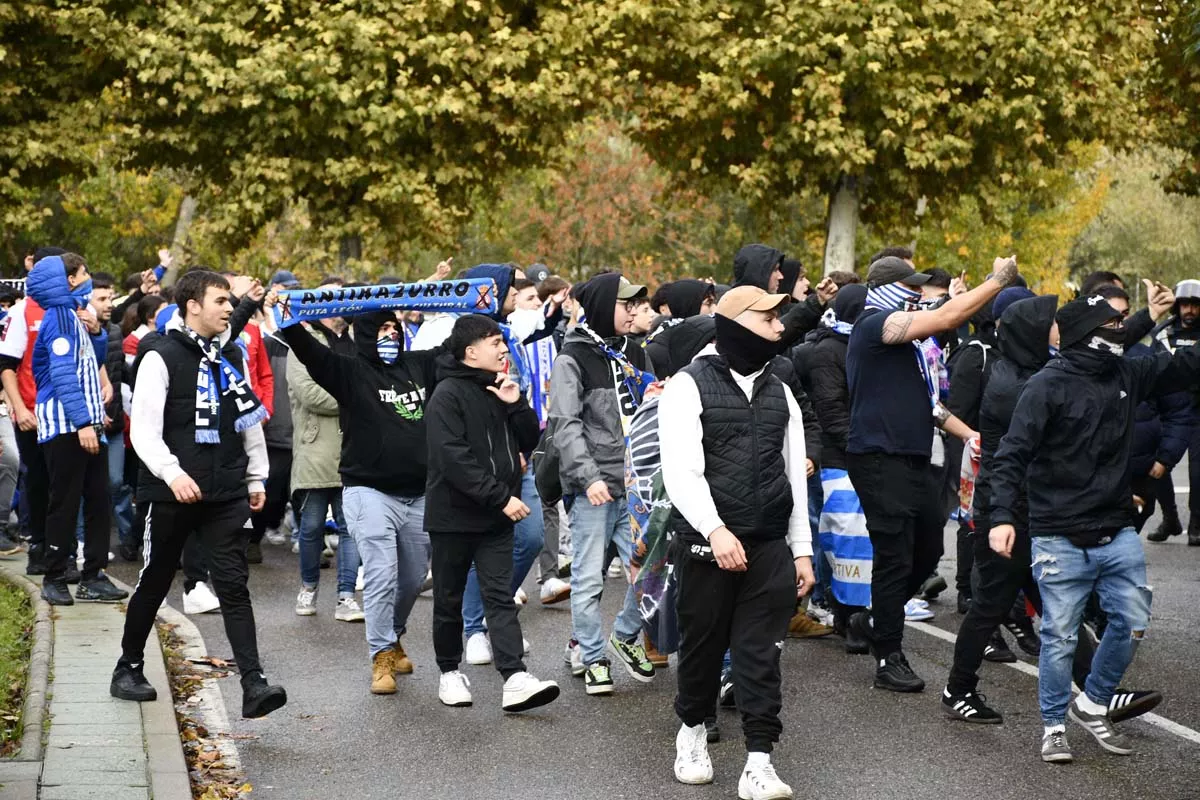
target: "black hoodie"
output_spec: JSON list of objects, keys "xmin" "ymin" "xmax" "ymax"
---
[
  {"xmin": 644, "ymin": 314, "xmax": 717, "ymax": 380},
  {"xmin": 424, "ymin": 354, "xmax": 541, "ymax": 533},
  {"xmin": 280, "ymin": 311, "xmax": 442, "ymax": 496},
  {"xmin": 974, "ymin": 295, "xmax": 1056, "ymax": 534},
  {"xmin": 659, "ymin": 280, "xmax": 713, "ymax": 319},
  {"xmin": 732, "ymin": 244, "xmax": 784, "ymax": 290},
  {"xmin": 990, "ymin": 300, "xmax": 1200, "ymax": 537}
]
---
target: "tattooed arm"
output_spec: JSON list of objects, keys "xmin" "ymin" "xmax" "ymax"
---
[{"xmin": 879, "ymin": 256, "xmax": 1019, "ymax": 345}]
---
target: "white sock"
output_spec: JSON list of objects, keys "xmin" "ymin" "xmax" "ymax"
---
[
  {"xmin": 746, "ymin": 752, "xmax": 770, "ymax": 768},
  {"xmin": 1044, "ymin": 724, "xmax": 1066, "ymax": 736},
  {"xmin": 1075, "ymin": 693, "xmax": 1108, "ymax": 715}
]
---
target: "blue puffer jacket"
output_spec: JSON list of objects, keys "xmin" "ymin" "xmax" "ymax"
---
[
  {"xmin": 25, "ymin": 256, "xmax": 107, "ymax": 443},
  {"xmin": 1127, "ymin": 342, "xmax": 1193, "ymax": 477}
]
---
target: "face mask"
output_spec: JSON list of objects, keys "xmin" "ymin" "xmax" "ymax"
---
[
  {"xmin": 1084, "ymin": 327, "xmax": 1125, "ymax": 358},
  {"xmin": 865, "ymin": 282, "xmax": 921, "ymax": 312},
  {"xmin": 70, "ymin": 278, "xmax": 93, "ymax": 308},
  {"xmin": 377, "ymin": 333, "xmax": 400, "ymax": 365},
  {"xmin": 714, "ymin": 314, "xmax": 780, "ymax": 375}
]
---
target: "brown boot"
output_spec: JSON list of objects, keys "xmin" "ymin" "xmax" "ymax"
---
[
  {"xmin": 393, "ymin": 641, "xmax": 414, "ymax": 675},
  {"xmin": 371, "ymin": 650, "xmax": 397, "ymax": 694},
  {"xmin": 643, "ymin": 635, "xmax": 669, "ymax": 669},
  {"xmin": 787, "ymin": 610, "xmax": 834, "ymax": 639}
]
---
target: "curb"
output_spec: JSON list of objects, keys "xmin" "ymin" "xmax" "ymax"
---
[
  {"xmin": 106, "ymin": 574, "xmax": 194, "ymax": 800},
  {"xmin": 0, "ymin": 560, "xmax": 52, "ymax": 763}
]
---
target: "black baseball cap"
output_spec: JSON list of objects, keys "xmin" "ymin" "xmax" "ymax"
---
[
  {"xmin": 1056, "ymin": 295, "xmax": 1123, "ymax": 349},
  {"xmin": 865, "ymin": 256, "xmax": 930, "ymax": 289}
]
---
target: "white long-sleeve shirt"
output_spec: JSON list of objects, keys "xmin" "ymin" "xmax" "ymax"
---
[
  {"xmin": 658, "ymin": 352, "xmax": 812, "ymax": 558},
  {"xmin": 130, "ymin": 350, "xmax": 268, "ymax": 496}
]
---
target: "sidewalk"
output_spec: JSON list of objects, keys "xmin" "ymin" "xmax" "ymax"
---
[{"xmin": 0, "ymin": 557, "xmax": 189, "ymax": 800}]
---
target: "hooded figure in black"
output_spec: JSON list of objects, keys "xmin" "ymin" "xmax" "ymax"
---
[
  {"xmin": 945, "ymin": 294, "xmax": 1057, "ymax": 717},
  {"xmin": 276, "ymin": 300, "xmax": 445, "ymax": 688},
  {"xmin": 644, "ymin": 281, "xmax": 716, "ymax": 376},
  {"xmin": 988, "ymin": 294, "xmax": 1200, "ymax": 747}
]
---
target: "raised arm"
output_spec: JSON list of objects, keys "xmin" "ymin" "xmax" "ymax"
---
[{"xmin": 880, "ymin": 257, "xmax": 1019, "ymax": 345}]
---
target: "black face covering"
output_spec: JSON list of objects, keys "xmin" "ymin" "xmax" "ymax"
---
[
  {"xmin": 714, "ymin": 314, "xmax": 780, "ymax": 376},
  {"xmin": 1063, "ymin": 325, "xmax": 1124, "ymax": 372}
]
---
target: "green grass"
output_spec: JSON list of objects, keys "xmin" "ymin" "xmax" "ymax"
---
[{"xmin": 0, "ymin": 580, "xmax": 33, "ymax": 757}]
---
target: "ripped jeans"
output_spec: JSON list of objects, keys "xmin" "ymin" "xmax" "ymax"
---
[{"xmin": 1032, "ymin": 529, "xmax": 1152, "ymax": 726}]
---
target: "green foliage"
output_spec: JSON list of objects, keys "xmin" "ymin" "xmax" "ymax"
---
[
  {"xmin": 1071, "ymin": 147, "xmax": 1200, "ymax": 289},
  {"xmin": 104, "ymin": 0, "xmax": 602, "ymax": 256},
  {"xmin": 0, "ymin": 579, "xmax": 33, "ymax": 756},
  {"xmin": 597, "ymin": 0, "xmax": 1154, "ymax": 227},
  {"xmin": 1149, "ymin": 2, "xmax": 1200, "ymax": 193}
]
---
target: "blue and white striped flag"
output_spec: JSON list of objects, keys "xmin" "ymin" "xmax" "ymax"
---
[{"xmin": 818, "ymin": 468, "xmax": 872, "ymax": 608}]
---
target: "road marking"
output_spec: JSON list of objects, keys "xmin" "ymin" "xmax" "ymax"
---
[{"xmin": 905, "ymin": 619, "xmax": 1200, "ymax": 746}]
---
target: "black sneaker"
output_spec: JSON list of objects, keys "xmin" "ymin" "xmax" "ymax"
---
[
  {"xmin": 25, "ymin": 545, "xmax": 46, "ymax": 576},
  {"xmin": 245, "ymin": 541, "xmax": 264, "ymax": 564},
  {"xmin": 704, "ymin": 716, "xmax": 720, "ymax": 743},
  {"xmin": 242, "ymin": 672, "xmax": 288, "ymax": 719},
  {"xmin": 983, "ymin": 630, "xmax": 1017, "ymax": 663},
  {"xmin": 41, "ymin": 579, "xmax": 74, "ymax": 606},
  {"xmin": 848, "ymin": 611, "xmax": 876, "ymax": 657},
  {"xmin": 718, "ymin": 667, "xmax": 736, "ymax": 708},
  {"xmin": 607, "ymin": 634, "xmax": 655, "ymax": 682},
  {"xmin": 110, "ymin": 662, "xmax": 158, "ymax": 702},
  {"xmin": 1147, "ymin": 514, "xmax": 1183, "ymax": 542},
  {"xmin": 1003, "ymin": 618, "xmax": 1041, "ymax": 657},
  {"xmin": 583, "ymin": 659, "xmax": 615, "ymax": 696},
  {"xmin": 0, "ymin": 532, "xmax": 23, "ymax": 556},
  {"xmin": 874, "ymin": 651, "xmax": 925, "ymax": 693},
  {"xmin": 916, "ymin": 575, "xmax": 947, "ymax": 602},
  {"xmin": 75, "ymin": 574, "xmax": 129, "ymax": 603},
  {"xmin": 942, "ymin": 687, "xmax": 1002, "ymax": 724},
  {"xmin": 118, "ymin": 540, "xmax": 140, "ymax": 563},
  {"xmin": 1108, "ymin": 689, "xmax": 1163, "ymax": 723},
  {"xmin": 65, "ymin": 561, "xmax": 81, "ymax": 585},
  {"xmin": 956, "ymin": 593, "xmax": 971, "ymax": 615}
]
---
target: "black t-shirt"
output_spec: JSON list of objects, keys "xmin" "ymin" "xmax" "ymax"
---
[{"xmin": 845, "ymin": 308, "xmax": 933, "ymax": 457}]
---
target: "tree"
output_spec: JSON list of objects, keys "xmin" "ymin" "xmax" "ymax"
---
[
  {"xmin": 103, "ymin": 0, "xmax": 602, "ymax": 264},
  {"xmin": 595, "ymin": 0, "xmax": 1157, "ymax": 272}
]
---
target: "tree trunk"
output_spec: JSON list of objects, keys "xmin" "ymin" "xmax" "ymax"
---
[
  {"xmin": 339, "ymin": 235, "xmax": 363, "ymax": 272},
  {"xmin": 823, "ymin": 176, "xmax": 859, "ymax": 276},
  {"xmin": 161, "ymin": 194, "xmax": 197, "ymax": 288}
]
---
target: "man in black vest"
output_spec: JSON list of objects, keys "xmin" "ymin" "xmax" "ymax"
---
[
  {"xmin": 111, "ymin": 270, "xmax": 287, "ymax": 719},
  {"xmin": 660, "ymin": 286, "xmax": 814, "ymax": 800}
]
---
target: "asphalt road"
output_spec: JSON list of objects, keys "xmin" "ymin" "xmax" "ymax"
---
[{"xmin": 108, "ymin": 483, "xmax": 1200, "ymax": 800}]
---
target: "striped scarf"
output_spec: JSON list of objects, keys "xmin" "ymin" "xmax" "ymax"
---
[{"xmin": 183, "ymin": 327, "xmax": 267, "ymax": 444}]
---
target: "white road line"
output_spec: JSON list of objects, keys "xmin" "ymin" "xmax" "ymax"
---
[{"xmin": 904, "ymin": 619, "xmax": 1200, "ymax": 746}]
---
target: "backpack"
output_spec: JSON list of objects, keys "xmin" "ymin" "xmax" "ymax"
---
[{"xmin": 531, "ymin": 422, "xmax": 562, "ymax": 506}]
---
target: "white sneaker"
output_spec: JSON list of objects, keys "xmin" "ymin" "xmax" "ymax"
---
[
  {"xmin": 438, "ymin": 670, "xmax": 472, "ymax": 707},
  {"xmin": 264, "ymin": 527, "xmax": 288, "ymax": 546},
  {"xmin": 564, "ymin": 639, "xmax": 586, "ymax": 677},
  {"xmin": 514, "ymin": 587, "xmax": 528, "ymax": 606},
  {"xmin": 295, "ymin": 586, "xmax": 318, "ymax": 616},
  {"xmin": 674, "ymin": 723, "xmax": 714, "ymax": 785},
  {"xmin": 335, "ymin": 596, "xmax": 365, "ymax": 622},
  {"xmin": 540, "ymin": 577, "xmax": 571, "ymax": 605},
  {"xmin": 465, "ymin": 632, "xmax": 493, "ymax": 665},
  {"xmin": 523, "ymin": 637, "xmax": 531, "ymax": 655},
  {"xmin": 183, "ymin": 581, "xmax": 221, "ymax": 615},
  {"xmin": 324, "ymin": 532, "xmax": 339, "ymax": 551},
  {"xmin": 808, "ymin": 605, "xmax": 835, "ymax": 628},
  {"xmin": 501, "ymin": 671, "xmax": 559, "ymax": 712},
  {"xmin": 356, "ymin": 567, "xmax": 364, "ymax": 591},
  {"xmin": 904, "ymin": 598, "xmax": 935, "ymax": 622},
  {"xmin": 738, "ymin": 757, "xmax": 793, "ymax": 800},
  {"xmin": 291, "ymin": 540, "xmax": 300, "ymax": 555},
  {"xmin": 606, "ymin": 557, "xmax": 624, "ymax": 579}
]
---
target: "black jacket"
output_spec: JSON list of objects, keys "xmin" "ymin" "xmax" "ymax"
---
[
  {"xmin": 102, "ymin": 320, "xmax": 125, "ymax": 432},
  {"xmin": 643, "ymin": 315, "xmax": 716, "ymax": 380},
  {"xmin": 280, "ymin": 313, "xmax": 443, "ymax": 497},
  {"xmin": 793, "ymin": 326, "xmax": 851, "ymax": 470},
  {"xmin": 769, "ymin": 354, "xmax": 822, "ymax": 466},
  {"xmin": 975, "ymin": 295, "xmax": 1057, "ymax": 534},
  {"xmin": 424, "ymin": 356, "xmax": 540, "ymax": 533},
  {"xmin": 991, "ymin": 328, "xmax": 1200, "ymax": 536},
  {"xmin": 1127, "ymin": 342, "xmax": 1193, "ymax": 477},
  {"xmin": 945, "ymin": 334, "xmax": 996, "ymax": 431}
]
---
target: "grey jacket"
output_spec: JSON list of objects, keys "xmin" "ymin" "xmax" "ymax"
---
[
  {"xmin": 263, "ymin": 332, "xmax": 293, "ymax": 450},
  {"xmin": 287, "ymin": 333, "xmax": 343, "ymax": 490},
  {"xmin": 548, "ymin": 328, "xmax": 654, "ymax": 497}
]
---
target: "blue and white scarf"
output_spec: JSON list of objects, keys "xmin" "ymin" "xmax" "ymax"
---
[
  {"xmin": 524, "ymin": 335, "xmax": 557, "ymax": 428},
  {"xmin": 184, "ymin": 326, "xmax": 267, "ymax": 444},
  {"xmin": 819, "ymin": 307, "xmax": 854, "ymax": 336},
  {"xmin": 818, "ymin": 468, "xmax": 872, "ymax": 608}
]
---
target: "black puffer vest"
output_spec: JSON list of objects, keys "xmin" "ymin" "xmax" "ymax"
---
[
  {"xmin": 137, "ymin": 331, "xmax": 251, "ymax": 504},
  {"xmin": 668, "ymin": 356, "xmax": 793, "ymax": 542}
]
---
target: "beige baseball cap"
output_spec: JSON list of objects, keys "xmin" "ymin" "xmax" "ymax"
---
[
  {"xmin": 616, "ymin": 277, "xmax": 647, "ymax": 300},
  {"xmin": 715, "ymin": 285, "xmax": 789, "ymax": 319}
]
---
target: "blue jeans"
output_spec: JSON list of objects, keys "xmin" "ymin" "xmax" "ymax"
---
[
  {"xmin": 568, "ymin": 494, "xmax": 641, "ymax": 665},
  {"xmin": 463, "ymin": 470, "xmax": 544, "ymax": 637},
  {"xmin": 343, "ymin": 487, "xmax": 430, "ymax": 659},
  {"xmin": 297, "ymin": 488, "xmax": 360, "ymax": 596},
  {"xmin": 1033, "ymin": 529, "xmax": 1152, "ymax": 726}
]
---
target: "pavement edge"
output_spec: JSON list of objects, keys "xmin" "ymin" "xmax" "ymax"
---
[{"xmin": 0, "ymin": 560, "xmax": 52, "ymax": 763}]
